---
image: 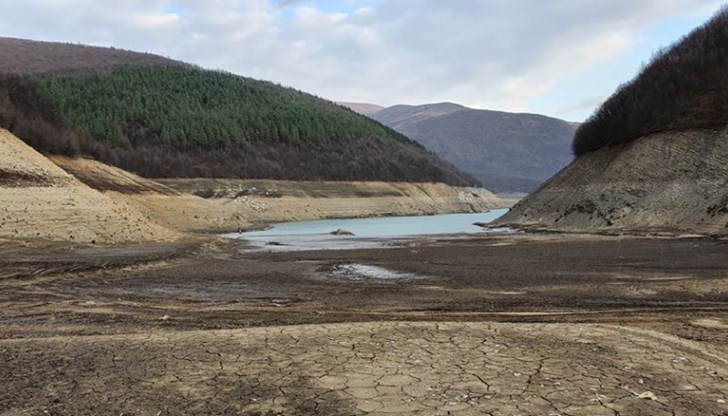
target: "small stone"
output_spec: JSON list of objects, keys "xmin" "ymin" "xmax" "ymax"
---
[
  {"xmin": 330, "ymin": 228, "xmax": 354, "ymax": 236},
  {"xmin": 637, "ymin": 391, "xmax": 658, "ymax": 401}
]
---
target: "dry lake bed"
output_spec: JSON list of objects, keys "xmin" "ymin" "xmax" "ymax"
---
[{"xmin": 1, "ymin": 232, "xmax": 728, "ymax": 415}]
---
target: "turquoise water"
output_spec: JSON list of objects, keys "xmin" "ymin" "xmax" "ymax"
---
[{"xmin": 224, "ymin": 209, "xmax": 511, "ymax": 251}]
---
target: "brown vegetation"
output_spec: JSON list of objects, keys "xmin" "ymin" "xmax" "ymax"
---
[
  {"xmin": 50, "ymin": 156, "xmax": 178, "ymax": 195},
  {"xmin": 502, "ymin": 7, "xmax": 728, "ymax": 234},
  {"xmin": 0, "ymin": 37, "xmax": 182, "ymax": 75},
  {"xmin": 573, "ymin": 7, "xmax": 728, "ymax": 155},
  {"xmin": 0, "ymin": 169, "xmax": 54, "ymax": 187},
  {"xmin": 0, "ymin": 75, "xmax": 474, "ymax": 184}
]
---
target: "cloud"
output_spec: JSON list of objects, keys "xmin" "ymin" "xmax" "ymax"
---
[
  {"xmin": 0, "ymin": 0, "xmax": 723, "ymax": 117},
  {"xmin": 275, "ymin": 0, "xmax": 305, "ymax": 7}
]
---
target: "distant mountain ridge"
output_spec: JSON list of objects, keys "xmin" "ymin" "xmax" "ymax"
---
[
  {"xmin": 368, "ymin": 103, "xmax": 576, "ymax": 193},
  {"xmin": 337, "ymin": 102, "xmax": 385, "ymax": 116},
  {"xmin": 372, "ymin": 103, "xmax": 466, "ymax": 126},
  {"xmin": 0, "ymin": 38, "xmax": 479, "ymax": 186}
]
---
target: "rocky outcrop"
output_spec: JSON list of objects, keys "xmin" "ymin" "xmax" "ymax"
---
[
  {"xmin": 330, "ymin": 229, "xmax": 355, "ymax": 236},
  {"xmin": 495, "ymin": 128, "xmax": 728, "ymax": 235}
]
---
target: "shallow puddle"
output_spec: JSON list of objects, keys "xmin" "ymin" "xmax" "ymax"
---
[{"xmin": 326, "ymin": 263, "xmax": 426, "ymax": 281}]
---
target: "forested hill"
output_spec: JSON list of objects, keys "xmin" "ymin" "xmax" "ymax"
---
[
  {"xmin": 572, "ymin": 8, "xmax": 728, "ymax": 155},
  {"xmin": 494, "ymin": 7, "xmax": 728, "ymax": 234},
  {"xmin": 0, "ymin": 39, "xmax": 478, "ymax": 186}
]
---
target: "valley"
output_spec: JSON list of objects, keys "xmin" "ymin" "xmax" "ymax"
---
[{"xmin": 3, "ymin": 6, "xmax": 728, "ymax": 415}]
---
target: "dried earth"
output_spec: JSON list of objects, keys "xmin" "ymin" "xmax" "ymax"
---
[
  {"xmin": 497, "ymin": 128, "xmax": 728, "ymax": 236},
  {"xmin": 1, "ymin": 233, "xmax": 728, "ymax": 415},
  {"xmin": 0, "ymin": 130, "xmax": 177, "ymax": 244},
  {"xmin": 51, "ymin": 156, "xmax": 508, "ymax": 236}
]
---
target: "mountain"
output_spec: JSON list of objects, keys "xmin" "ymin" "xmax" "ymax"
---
[
  {"xmin": 370, "ymin": 103, "xmax": 576, "ymax": 193},
  {"xmin": 496, "ymin": 8, "xmax": 728, "ymax": 235},
  {"xmin": 337, "ymin": 102, "xmax": 385, "ymax": 116},
  {"xmin": 372, "ymin": 103, "xmax": 466, "ymax": 126},
  {"xmin": 0, "ymin": 38, "xmax": 479, "ymax": 187}
]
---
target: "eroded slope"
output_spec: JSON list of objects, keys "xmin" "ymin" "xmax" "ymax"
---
[
  {"xmin": 0, "ymin": 129, "xmax": 176, "ymax": 244},
  {"xmin": 496, "ymin": 128, "xmax": 728, "ymax": 234}
]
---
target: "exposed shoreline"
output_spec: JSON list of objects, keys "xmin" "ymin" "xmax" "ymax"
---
[
  {"xmin": 106, "ymin": 179, "xmax": 513, "ymax": 236},
  {"xmin": 2, "ymin": 232, "xmax": 727, "ymax": 414}
]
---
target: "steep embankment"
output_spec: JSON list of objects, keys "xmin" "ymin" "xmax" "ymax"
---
[
  {"xmin": 0, "ymin": 129, "xmax": 176, "ymax": 244},
  {"xmin": 370, "ymin": 103, "xmax": 576, "ymax": 193},
  {"xmin": 50, "ymin": 157, "xmax": 252, "ymax": 233},
  {"xmin": 497, "ymin": 8, "xmax": 728, "ymax": 235},
  {"xmin": 497, "ymin": 128, "xmax": 728, "ymax": 234}
]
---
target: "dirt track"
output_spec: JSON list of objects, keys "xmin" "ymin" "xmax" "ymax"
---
[{"xmin": 2, "ymin": 234, "xmax": 728, "ymax": 415}]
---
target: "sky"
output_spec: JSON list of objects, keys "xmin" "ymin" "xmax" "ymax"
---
[{"xmin": 0, "ymin": 0, "xmax": 724, "ymax": 121}]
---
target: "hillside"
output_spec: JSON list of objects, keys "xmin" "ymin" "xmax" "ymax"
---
[
  {"xmin": 496, "ymin": 8, "xmax": 728, "ymax": 235},
  {"xmin": 371, "ymin": 103, "xmax": 466, "ymax": 126},
  {"xmin": 371, "ymin": 103, "xmax": 576, "ymax": 193},
  {"xmin": 0, "ymin": 37, "xmax": 183, "ymax": 74},
  {"xmin": 572, "ymin": 9, "xmax": 728, "ymax": 155},
  {"xmin": 0, "ymin": 39, "xmax": 478, "ymax": 186},
  {"xmin": 337, "ymin": 102, "xmax": 385, "ymax": 116},
  {"xmin": 0, "ymin": 129, "xmax": 176, "ymax": 244}
]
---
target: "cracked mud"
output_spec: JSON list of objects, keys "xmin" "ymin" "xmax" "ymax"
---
[
  {"xmin": 3, "ymin": 323, "xmax": 728, "ymax": 415},
  {"xmin": 2, "ymin": 234, "xmax": 728, "ymax": 415}
]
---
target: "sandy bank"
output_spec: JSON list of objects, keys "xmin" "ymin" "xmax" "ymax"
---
[
  {"xmin": 0, "ymin": 130, "xmax": 176, "ymax": 244},
  {"xmin": 52, "ymin": 157, "xmax": 508, "ymax": 234},
  {"xmin": 158, "ymin": 179, "xmax": 508, "ymax": 230}
]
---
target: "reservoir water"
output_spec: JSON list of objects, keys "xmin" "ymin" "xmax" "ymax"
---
[{"xmin": 224, "ymin": 208, "xmax": 511, "ymax": 251}]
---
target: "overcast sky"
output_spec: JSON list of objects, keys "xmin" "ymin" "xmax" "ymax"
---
[{"xmin": 1, "ymin": 0, "xmax": 724, "ymax": 121}]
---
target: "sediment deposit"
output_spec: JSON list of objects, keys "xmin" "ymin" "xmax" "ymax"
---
[
  {"xmin": 0, "ymin": 129, "xmax": 176, "ymax": 244},
  {"xmin": 497, "ymin": 128, "xmax": 728, "ymax": 235}
]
